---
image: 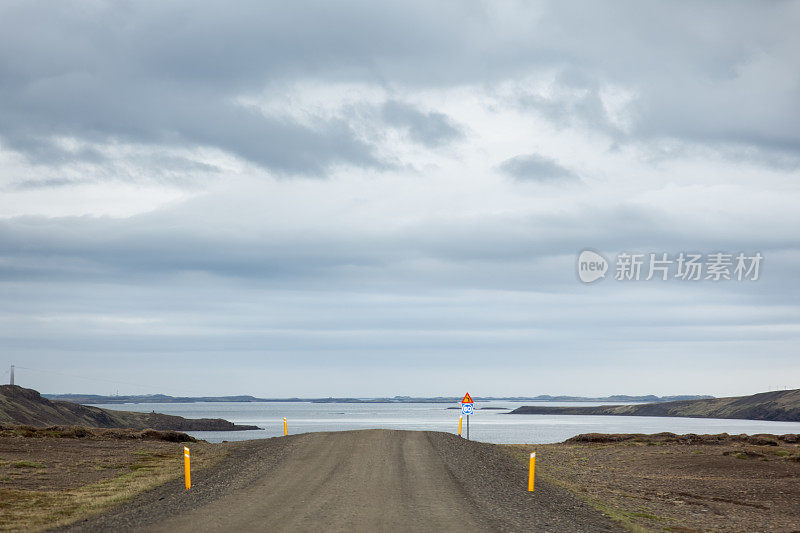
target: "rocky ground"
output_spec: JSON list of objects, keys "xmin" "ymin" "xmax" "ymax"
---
[{"xmin": 505, "ymin": 432, "xmax": 800, "ymax": 532}]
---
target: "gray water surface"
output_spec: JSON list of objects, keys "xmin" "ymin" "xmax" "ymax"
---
[{"xmin": 90, "ymin": 400, "xmax": 800, "ymax": 444}]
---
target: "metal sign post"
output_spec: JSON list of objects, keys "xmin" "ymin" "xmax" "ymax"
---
[{"xmin": 461, "ymin": 392, "xmax": 474, "ymax": 441}]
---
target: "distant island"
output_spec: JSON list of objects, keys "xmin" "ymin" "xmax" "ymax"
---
[
  {"xmin": 44, "ymin": 393, "xmax": 713, "ymax": 405},
  {"xmin": 1, "ymin": 385, "xmax": 260, "ymax": 431},
  {"xmin": 509, "ymin": 389, "xmax": 800, "ymax": 422}
]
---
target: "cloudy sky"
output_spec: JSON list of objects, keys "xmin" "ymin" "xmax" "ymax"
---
[{"xmin": 1, "ymin": 1, "xmax": 799, "ymax": 397}]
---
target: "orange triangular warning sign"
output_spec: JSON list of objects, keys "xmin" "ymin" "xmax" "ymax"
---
[{"xmin": 461, "ymin": 392, "xmax": 473, "ymax": 404}]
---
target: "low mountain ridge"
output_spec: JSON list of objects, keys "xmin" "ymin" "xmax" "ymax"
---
[
  {"xmin": 44, "ymin": 392, "xmax": 712, "ymax": 404},
  {"xmin": 509, "ymin": 389, "xmax": 800, "ymax": 422},
  {"xmin": 44, "ymin": 393, "xmax": 268, "ymax": 404},
  {"xmin": 0, "ymin": 385, "xmax": 259, "ymax": 431}
]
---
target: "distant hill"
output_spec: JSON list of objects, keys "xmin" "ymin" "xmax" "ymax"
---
[
  {"xmin": 487, "ymin": 394, "xmax": 713, "ymax": 403},
  {"xmin": 1, "ymin": 385, "xmax": 259, "ymax": 431},
  {"xmin": 44, "ymin": 392, "xmax": 712, "ymax": 405},
  {"xmin": 509, "ymin": 389, "xmax": 800, "ymax": 422},
  {"xmin": 44, "ymin": 393, "xmax": 272, "ymax": 404}
]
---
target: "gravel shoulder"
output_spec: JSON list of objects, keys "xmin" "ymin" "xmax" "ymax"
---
[{"xmin": 62, "ymin": 430, "xmax": 620, "ymax": 532}]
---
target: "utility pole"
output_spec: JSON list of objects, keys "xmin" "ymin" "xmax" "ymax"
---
[{"xmin": 9, "ymin": 364, "xmax": 14, "ymax": 386}]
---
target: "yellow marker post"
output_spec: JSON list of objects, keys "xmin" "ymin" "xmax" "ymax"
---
[
  {"xmin": 458, "ymin": 415, "xmax": 463, "ymax": 436},
  {"xmin": 283, "ymin": 417, "xmax": 288, "ymax": 436},
  {"xmin": 528, "ymin": 452, "xmax": 535, "ymax": 492},
  {"xmin": 184, "ymin": 446, "xmax": 191, "ymax": 490}
]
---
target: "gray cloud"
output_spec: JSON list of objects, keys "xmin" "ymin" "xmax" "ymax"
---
[
  {"xmin": 6, "ymin": 152, "xmax": 222, "ymax": 191},
  {"xmin": 1, "ymin": 82, "xmax": 383, "ymax": 176},
  {"xmin": 2, "ymin": 204, "xmax": 798, "ymax": 395},
  {"xmin": 381, "ymin": 100, "xmax": 462, "ymax": 147},
  {"xmin": 499, "ymin": 154, "xmax": 579, "ymax": 183},
  {"xmin": 1, "ymin": 1, "xmax": 798, "ymax": 177},
  {"xmin": 0, "ymin": 200, "xmax": 795, "ymax": 292},
  {"xmin": 2, "ymin": 1, "xmax": 799, "ymax": 396}
]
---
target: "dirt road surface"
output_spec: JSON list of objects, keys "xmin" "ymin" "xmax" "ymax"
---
[{"xmin": 63, "ymin": 430, "xmax": 620, "ymax": 532}]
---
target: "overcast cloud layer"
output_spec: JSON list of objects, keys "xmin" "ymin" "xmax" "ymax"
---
[{"xmin": 1, "ymin": 1, "xmax": 799, "ymax": 397}]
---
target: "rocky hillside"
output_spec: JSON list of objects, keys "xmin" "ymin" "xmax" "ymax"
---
[
  {"xmin": 509, "ymin": 389, "xmax": 800, "ymax": 422},
  {"xmin": 0, "ymin": 385, "xmax": 259, "ymax": 431}
]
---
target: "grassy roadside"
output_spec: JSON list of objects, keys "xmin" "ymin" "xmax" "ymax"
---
[
  {"xmin": 503, "ymin": 435, "xmax": 800, "ymax": 533},
  {"xmin": 503, "ymin": 444, "xmax": 654, "ymax": 532},
  {"xmin": 0, "ymin": 428, "xmax": 228, "ymax": 532}
]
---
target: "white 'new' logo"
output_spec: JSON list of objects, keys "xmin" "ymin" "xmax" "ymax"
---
[{"xmin": 577, "ymin": 250, "xmax": 608, "ymax": 283}]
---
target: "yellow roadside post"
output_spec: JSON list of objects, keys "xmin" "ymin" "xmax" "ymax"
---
[
  {"xmin": 458, "ymin": 415, "xmax": 463, "ymax": 436},
  {"xmin": 283, "ymin": 417, "xmax": 288, "ymax": 436},
  {"xmin": 184, "ymin": 446, "xmax": 191, "ymax": 490},
  {"xmin": 528, "ymin": 452, "xmax": 535, "ymax": 492}
]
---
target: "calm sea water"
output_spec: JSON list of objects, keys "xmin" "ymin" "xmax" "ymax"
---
[{"xmin": 90, "ymin": 401, "xmax": 800, "ymax": 444}]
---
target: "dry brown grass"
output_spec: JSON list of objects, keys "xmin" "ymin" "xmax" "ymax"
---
[
  {"xmin": 0, "ymin": 438, "xmax": 227, "ymax": 532},
  {"xmin": 504, "ymin": 438, "xmax": 800, "ymax": 533}
]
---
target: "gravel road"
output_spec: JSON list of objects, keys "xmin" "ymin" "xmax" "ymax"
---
[{"xmin": 63, "ymin": 430, "xmax": 620, "ymax": 532}]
